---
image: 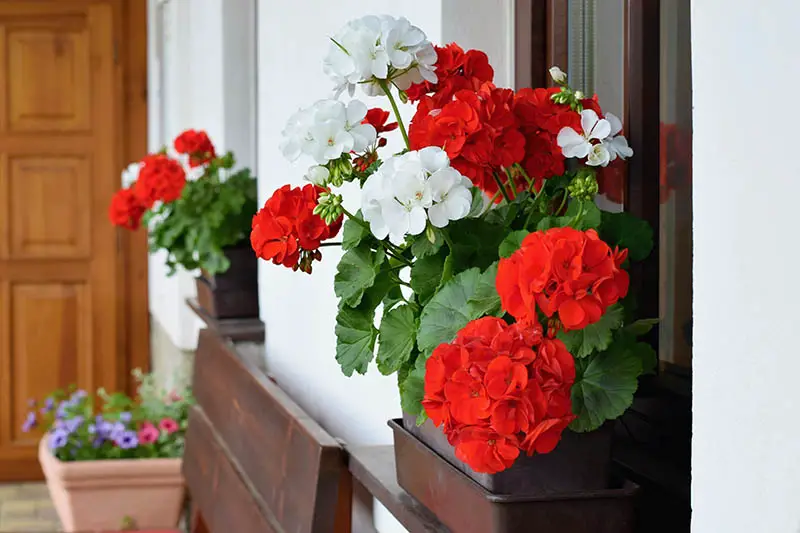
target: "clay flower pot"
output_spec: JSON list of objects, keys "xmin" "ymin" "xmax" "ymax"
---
[{"xmin": 39, "ymin": 439, "xmax": 185, "ymax": 532}]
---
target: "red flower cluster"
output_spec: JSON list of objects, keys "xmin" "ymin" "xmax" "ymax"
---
[
  {"xmin": 408, "ymin": 52, "xmax": 598, "ymax": 199},
  {"xmin": 250, "ymin": 184, "xmax": 342, "ymax": 273},
  {"xmin": 109, "ymin": 153, "xmax": 188, "ymax": 229},
  {"xmin": 108, "ymin": 187, "xmax": 146, "ymax": 230},
  {"xmin": 174, "ymin": 129, "xmax": 216, "ymax": 167},
  {"xmin": 134, "ymin": 154, "xmax": 187, "ymax": 208},
  {"xmin": 406, "ymin": 43, "xmax": 494, "ymax": 106},
  {"xmin": 496, "ymin": 227, "xmax": 629, "ymax": 331},
  {"xmin": 423, "ymin": 317, "xmax": 576, "ymax": 474}
]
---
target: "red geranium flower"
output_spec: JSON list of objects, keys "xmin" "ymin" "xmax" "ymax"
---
[
  {"xmin": 363, "ymin": 108, "xmax": 398, "ymax": 135},
  {"xmin": 496, "ymin": 227, "xmax": 630, "ymax": 331},
  {"xmin": 423, "ymin": 316, "xmax": 576, "ymax": 474},
  {"xmin": 250, "ymin": 184, "xmax": 341, "ymax": 273},
  {"xmin": 173, "ymin": 129, "xmax": 216, "ymax": 167},
  {"xmin": 108, "ymin": 187, "xmax": 146, "ymax": 230},
  {"xmin": 134, "ymin": 154, "xmax": 187, "ymax": 207},
  {"xmin": 406, "ymin": 43, "xmax": 494, "ymax": 106}
]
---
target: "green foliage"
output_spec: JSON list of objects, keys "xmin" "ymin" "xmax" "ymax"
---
[
  {"xmin": 499, "ymin": 230, "xmax": 529, "ymax": 258},
  {"xmin": 599, "ymin": 211, "xmax": 655, "ymax": 261},
  {"xmin": 376, "ymin": 305, "xmax": 418, "ymax": 375},
  {"xmin": 334, "ymin": 245, "xmax": 386, "ymax": 307},
  {"xmin": 148, "ymin": 156, "xmax": 258, "ymax": 275},
  {"xmin": 557, "ymin": 304, "xmax": 625, "ymax": 358},
  {"xmin": 569, "ymin": 341, "xmax": 643, "ymax": 432},
  {"xmin": 417, "ymin": 263, "xmax": 501, "ymax": 353},
  {"xmin": 410, "ymin": 250, "xmax": 446, "ymax": 305},
  {"xmin": 342, "ymin": 210, "xmax": 371, "ymax": 251},
  {"xmin": 410, "ymin": 228, "xmax": 444, "ymax": 258},
  {"xmin": 399, "ymin": 353, "xmax": 428, "ymax": 423},
  {"xmin": 335, "ymin": 304, "xmax": 378, "ymax": 376},
  {"xmin": 23, "ymin": 369, "xmax": 194, "ymax": 462}
]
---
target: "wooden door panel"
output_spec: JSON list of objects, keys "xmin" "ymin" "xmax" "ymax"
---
[
  {"xmin": 0, "ymin": 1, "xmax": 122, "ymax": 480},
  {"xmin": 8, "ymin": 156, "xmax": 91, "ymax": 259},
  {"xmin": 7, "ymin": 23, "xmax": 90, "ymax": 132},
  {"xmin": 8, "ymin": 283, "xmax": 91, "ymax": 449}
]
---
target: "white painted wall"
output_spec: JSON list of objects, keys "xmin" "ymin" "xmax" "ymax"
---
[
  {"xmin": 147, "ymin": 0, "xmax": 256, "ymax": 351},
  {"xmin": 256, "ymin": 2, "xmax": 512, "ymax": 531},
  {"xmin": 692, "ymin": 2, "xmax": 800, "ymax": 532}
]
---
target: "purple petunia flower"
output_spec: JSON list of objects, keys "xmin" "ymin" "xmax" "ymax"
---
[
  {"xmin": 110, "ymin": 422, "xmax": 125, "ymax": 440},
  {"xmin": 22, "ymin": 412, "xmax": 37, "ymax": 433},
  {"xmin": 64, "ymin": 416, "xmax": 84, "ymax": 434},
  {"xmin": 44, "ymin": 397, "xmax": 55, "ymax": 411},
  {"xmin": 49, "ymin": 429, "xmax": 69, "ymax": 450},
  {"xmin": 92, "ymin": 437, "xmax": 104, "ymax": 449},
  {"xmin": 98, "ymin": 420, "xmax": 115, "ymax": 438},
  {"xmin": 71, "ymin": 389, "xmax": 87, "ymax": 401},
  {"xmin": 55, "ymin": 402, "xmax": 68, "ymax": 420},
  {"xmin": 119, "ymin": 412, "xmax": 132, "ymax": 423},
  {"xmin": 116, "ymin": 430, "xmax": 138, "ymax": 450}
]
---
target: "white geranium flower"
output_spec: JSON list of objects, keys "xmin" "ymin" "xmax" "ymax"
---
[
  {"xmin": 324, "ymin": 15, "xmax": 437, "ymax": 97},
  {"xmin": 121, "ymin": 162, "xmax": 141, "ymax": 187},
  {"xmin": 557, "ymin": 109, "xmax": 612, "ymax": 159},
  {"xmin": 427, "ymin": 167, "xmax": 473, "ymax": 228},
  {"xmin": 361, "ymin": 148, "xmax": 472, "ymax": 245},
  {"xmin": 280, "ymin": 99, "xmax": 377, "ymax": 164},
  {"xmin": 304, "ymin": 165, "xmax": 330, "ymax": 185},
  {"xmin": 603, "ymin": 112, "xmax": 634, "ymax": 162},
  {"xmin": 587, "ymin": 143, "xmax": 612, "ymax": 167}
]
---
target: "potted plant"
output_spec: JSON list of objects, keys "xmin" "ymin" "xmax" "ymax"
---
[
  {"xmin": 252, "ymin": 14, "xmax": 652, "ymax": 528},
  {"xmin": 23, "ymin": 371, "xmax": 194, "ymax": 532},
  {"xmin": 109, "ymin": 130, "xmax": 259, "ymax": 320}
]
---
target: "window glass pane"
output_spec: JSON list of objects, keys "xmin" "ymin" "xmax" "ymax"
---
[
  {"xmin": 659, "ymin": 0, "xmax": 693, "ymax": 368},
  {"xmin": 567, "ymin": 0, "xmax": 626, "ymax": 212}
]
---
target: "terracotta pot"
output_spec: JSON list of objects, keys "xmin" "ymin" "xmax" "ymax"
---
[
  {"xmin": 195, "ymin": 243, "xmax": 259, "ymax": 319},
  {"xmin": 38, "ymin": 439, "xmax": 185, "ymax": 532},
  {"xmin": 401, "ymin": 413, "xmax": 615, "ymax": 496}
]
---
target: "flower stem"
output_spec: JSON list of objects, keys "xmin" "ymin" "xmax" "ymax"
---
[
  {"xmin": 319, "ymin": 241, "xmax": 342, "ymax": 247},
  {"xmin": 385, "ymin": 248, "xmax": 412, "ymax": 266},
  {"xmin": 378, "ymin": 79, "xmax": 410, "ymax": 149},
  {"xmin": 492, "ymin": 173, "xmax": 512, "ymax": 203},
  {"xmin": 556, "ymin": 190, "xmax": 569, "ymax": 215}
]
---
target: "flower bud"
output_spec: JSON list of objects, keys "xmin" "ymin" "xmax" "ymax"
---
[
  {"xmin": 567, "ymin": 171, "xmax": 599, "ymax": 202},
  {"xmin": 398, "ymin": 90, "xmax": 409, "ymax": 104},
  {"xmin": 305, "ymin": 165, "xmax": 330, "ymax": 186},
  {"xmin": 549, "ymin": 66, "xmax": 568, "ymax": 85},
  {"xmin": 574, "ymin": 90, "xmax": 585, "ymax": 100}
]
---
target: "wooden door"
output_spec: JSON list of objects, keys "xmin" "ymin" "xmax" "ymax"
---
[{"xmin": 0, "ymin": 0, "xmax": 131, "ymax": 481}]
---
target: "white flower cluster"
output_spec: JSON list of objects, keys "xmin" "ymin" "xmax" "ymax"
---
[
  {"xmin": 280, "ymin": 99, "xmax": 377, "ymax": 165},
  {"xmin": 324, "ymin": 15, "xmax": 437, "ymax": 97},
  {"xmin": 557, "ymin": 109, "xmax": 633, "ymax": 167},
  {"xmin": 362, "ymin": 147, "xmax": 473, "ymax": 245},
  {"xmin": 120, "ymin": 162, "xmax": 141, "ymax": 187}
]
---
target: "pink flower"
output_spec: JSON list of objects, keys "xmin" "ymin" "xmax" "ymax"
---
[
  {"xmin": 159, "ymin": 418, "xmax": 179, "ymax": 434},
  {"xmin": 167, "ymin": 391, "xmax": 182, "ymax": 403},
  {"xmin": 138, "ymin": 423, "xmax": 159, "ymax": 445}
]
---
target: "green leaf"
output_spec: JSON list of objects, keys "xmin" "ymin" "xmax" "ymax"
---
[
  {"xmin": 631, "ymin": 341, "xmax": 658, "ymax": 375},
  {"xmin": 499, "ymin": 230, "xmax": 529, "ymax": 258},
  {"xmin": 599, "ymin": 211, "xmax": 654, "ymax": 261},
  {"xmin": 557, "ymin": 304, "xmax": 624, "ymax": 358},
  {"xmin": 410, "ymin": 251, "xmax": 446, "ymax": 305},
  {"xmin": 448, "ymin": 218, "xmax": 507, "ymax": 273},
  {"xmin": 565, "ymin": 200, "xmax": 602, "ymax": 230},
  {"xmin": 334, "ymin": 245, "xmax": 386, "ymax": 307},
  {"xmin": 625, "ymin": 318, "xmax": 660, "ymax": 337},
  {"xmin": 411, "ymin": 230, "xmax": 444, "ymax": 258},
  {"xmin": 465, "ymin": 262, "xmax": 502, "ymax": 318},
  {"xmin": 399, "ymin": 354, "xmax": 427, "ymax": 421},
  {"xmin": 467, "ymin": 188, "xmax": 486, "ymax": 217},
  {"xmin": 569, "ymin": 344, "xmax": 642, "ymax": 432},
  {"xmin": 335, "ymin": 305, "xmax": 377, "ymax": 376},
  {"xmin": 417, "ymin": 264, "xmax": 500, "ymax": 353},
  {"xmin": 376, "ymin": 305, "xmax": 418, "ymax": 375},
  {"xmin": 536, "ymin": 215, "xmax": 569, "ymax": 231},
  {"xmin": 342, "ymin": 210, "xmax": 370, "ymax": 251}
]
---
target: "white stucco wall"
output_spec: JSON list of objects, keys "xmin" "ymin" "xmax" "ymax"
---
[
  {"xmin": 147, "ymin": 0, "xmax": 256, "ymax": 351},
  {"xmin": 691, "ymin": 2, "xmax": 800, "ymax": 532}
]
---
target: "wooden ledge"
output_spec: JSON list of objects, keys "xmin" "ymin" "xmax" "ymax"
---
[
  {"xmin": 348, "ymin": 446, "xmax": 448, "ymax": 533},
  {"xmin": 186, "ymin": 298, "xmax": 265, "ymax": 343}
]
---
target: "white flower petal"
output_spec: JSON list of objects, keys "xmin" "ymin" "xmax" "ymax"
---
[
  {"xmin": 419, "ymin": 146, "xmax": 449, "ymax": 174},
  {"xmin": 605, "ymin": 112, "xmax": 623, "ymax": 136},
  {"xmin": 427, "ymin": 203, "xmax": 450, "ymax": 228},
  {"xmin": 407, "ymin": 206, "xmax": 428, "ymax": 235},
  {"xmin": 589, "ymin": 118, "xmax": 612, "ymax": 141},
  {"xmin": 345, "ymin": 100, "xmax": 368, "ymax": 124},
  {"xmin": 587, "ymin": 143, "xmax": 612, "ymax": 167},
  {"xmin": 580, "ymin": 110, "xmax": 600, "ymax": 139},
  {"xmin": 557, "ymin": 127, "xmax": 591, "ymax": 159}
]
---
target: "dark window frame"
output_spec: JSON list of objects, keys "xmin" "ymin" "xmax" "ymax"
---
[{"xmin": 516, "ymin": 2, "xmax": 691, "ymax": 531}]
